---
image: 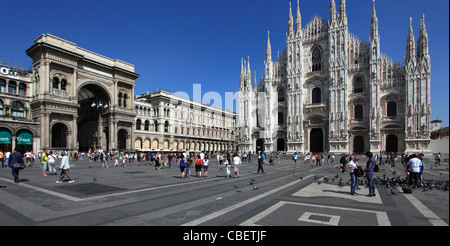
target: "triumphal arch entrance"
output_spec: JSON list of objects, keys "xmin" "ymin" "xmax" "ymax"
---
[{"xmin": 26, "ymin": 34, "xmax": 139, "ymax": 153}]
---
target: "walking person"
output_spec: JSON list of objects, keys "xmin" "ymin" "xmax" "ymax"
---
[
  {"xmin": 179, "ymin": 155, "xmax": 186, "ymax": 179},
  {"xmin": 9, "ymin": 147, "xmax": 26, "ymax": 183},
  {"xmin": 41, "ymin": 150, "xmax": 48, "ymax": 176},
  {"xmin": 348, "ymin": 156, "xmax": 359, "ymax": 196},
  {"xmin": 203, "ymin": 156, "xmax": 209, "ymax": 178},
  {"xmin": 364, "ymin": 151, "xmax": 376, "ymax": 197},
  {"xmin": 186, "ymin": 156, "xmax": 192, "ymax": 178},
  {"xmin": 257, "ymin": 151, "xmax": 265, "ymax": 174},
  {"xmin": 101, "ymin": 152, "xmax": 108, "ymax": 168},
  {"xmin": 56, "ymin": 152, "xmax": 74, "ymax": 183},
  {"xmin": 195, "ymin": 154, "xmax": 203, "ymax": 178},
  {"xmin": 47, "ymin": 151, "xmax": 57, "ymax": 175},
  {"xmin": 0, "ymin": 149, "xmax": 4, "ymax": 168},
  {"xmin": 232, "ymin": 152, "xmax": 241, "ymax": 178}
]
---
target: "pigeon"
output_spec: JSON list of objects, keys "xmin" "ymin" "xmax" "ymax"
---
[
  {"xmin": 390, "ymin": 189, "xmax": 396, "ymax": 195},
  {"xmin": 93, "ymin": 177, "xmax": 97, "ymax": 182},
  {"xmin": 299, "ymin": 176, "xmax": 303, "ymax": 180},
  {"xmin": 251, "ymin": 178, "xmax": 255, "ymax": 182},
  {"xmin": 234, "ymin": 185, "xmax": 241, "ymax": 192},
  {"xmin": 252, "ymin": 186, "xmax": 259, "ymax": 190}
]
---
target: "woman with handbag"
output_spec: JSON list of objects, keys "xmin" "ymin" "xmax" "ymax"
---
[{"xmin": 364, "ymin": 151, "xmax": 376, "ymax": 197}]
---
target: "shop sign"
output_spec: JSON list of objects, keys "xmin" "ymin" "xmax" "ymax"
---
[
  {"xmin": 0, "ymin": 130, "xmax": 11, "ymax": 144},
  {"xmin": 17, "ymin": 131, "xmax": 32, "ymax": 145},
  {"xmin": 0, "ymin": 66, "xmax": 19, "ymax": 79}
]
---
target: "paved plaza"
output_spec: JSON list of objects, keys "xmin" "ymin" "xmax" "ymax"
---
[{"xmin": 0, "ymin": 155, "xmax": 448, "ymax": 227}]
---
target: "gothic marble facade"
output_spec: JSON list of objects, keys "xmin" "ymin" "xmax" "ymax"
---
[{"xmin": 237, "ymin": 0, "xmax": 431, "ymax": 154}]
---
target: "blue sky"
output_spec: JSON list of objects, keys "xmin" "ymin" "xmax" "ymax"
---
[{"xmin": 1, "ymin": 0, "xmax": 448, "ymax": 126}]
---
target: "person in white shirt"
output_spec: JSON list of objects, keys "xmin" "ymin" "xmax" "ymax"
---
[
  {"xmin": 232, "ymin": 153, "xmax": 241, "ymax": 178},
  {"xmin": 407, "ymin": 154, "xmax": 423, "ymax": 188},
  {"xmin": 347, "ymin": 156, "xmax": 360, "ymax": 196},
  {"xmin": 56, "ymin": 152, "xmax": 74, "ymax": 183}
]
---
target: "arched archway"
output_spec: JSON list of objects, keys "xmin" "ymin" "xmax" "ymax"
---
[
  {"xmin": 256, "ymin": 139, "xmax": 264, "ymax": 153},
  {"xmin": 386, "ymin": 134, "xmax": 398, "ymax": 153},
  {"xmin": 309, "ymin": 128, "xmax": 323, "ymax": 153},
  {"xmin": 51, "ymin": 123, "xmax": 68, "ymax": 149},
  {"xmin": 117, "ymin": 129, "xmax": 128, "ymax": 151},
  {"xmin": 277, "ymin": 138, "xmax": 285, "ymax": 151},
  {"xmin": 353, "ymin": 136, "xmax": 364, "ymax": 154},
  {"xmin": 77, "ymin": 83, "xmax": 111, "ymax": 152}
]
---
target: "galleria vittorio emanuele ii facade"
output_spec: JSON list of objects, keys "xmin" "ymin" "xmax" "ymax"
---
[{"xmin": 237, "ymin": 0, "xmax": 431, "ymax": 155}]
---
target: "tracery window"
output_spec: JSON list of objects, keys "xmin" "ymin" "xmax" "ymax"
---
[
  {"xmin": 311, "ymin": 87, "xmax": 321, "ymax": 104},
  {"xmin": 353, "ymin": 77, "xmax": 364, "ymax": 93},
  {"xmin": 312, "ymin": 48, "xmax": 322, "ymax": 72}
]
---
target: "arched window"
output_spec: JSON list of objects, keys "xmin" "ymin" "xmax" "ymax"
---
[
  {"xmin": 144, "ymin": 120, "xmax": 150, "ymax": 131},
  {"xmin": 60, "ymin": 79, "xmax": 67, "ymax": 96},
  {"xmin": 118, "ymin": 93, "xmax": 123, "ymax": 107},
  {"xmin": 164, "ymin": 121, "xmax": 169, "ymax": 133},
  {"xmin": 18, "ymin": 83, "xmax": 27, "ymax": 96},
  {"xmin": 387, "ymin": 101, "xmax": 397, "ymax": 117},
  {"xmin": 11, "ymin": 101, "xmax": 25, "ymax": 117},
  {"xmin": 52, "ymin": 77, "xmax": 59, "ymax": 95},
  {"xmin": 136, "ymin": 119, "xmax": 142, "ymax": 130},
  {"xmin": 354, "ymin": 104, "xmax": 363, "ymax": 119},
  {"xmin": 353, "ymin": 77, "xmax": 364, "ymax": 93},
  {"xmin": 0, "ymin": 79, "xmax": 7, "ymax": 93},
  {"xmin": 0, "ymin": 100, "xmax": 3, "ymax": 115},
  {"xmin": 312, "ymin": 48, "xmax": 322, "ymax": 72},
  {"xmin": 123, "ymin": 94, "xmax": 128, "ymax": 108},
  {"xmin": 8, "ymin": 81, "xmax": 16, "ymax": 94},
  {"xmin": 312, "ymin": 87, "xmax": 321, "ymax": 104}
]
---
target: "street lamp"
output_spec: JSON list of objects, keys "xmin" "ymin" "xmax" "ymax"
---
[{"xmin": 91, "ymin": 100, "xmax": 109, "ymax": 152}]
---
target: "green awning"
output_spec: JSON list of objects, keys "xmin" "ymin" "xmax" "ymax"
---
[
  {"xmin": 0, "ymin": 129, "xmax": 11, "ymax": 144},
  {"xmin": 17, "ymin": 130, "xmax": 32, "ymax": 145}
]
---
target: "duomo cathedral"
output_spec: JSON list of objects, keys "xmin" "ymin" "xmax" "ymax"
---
[{"xmin": 237, "ymin": 0, "xmax": 431, "ymax": 154}]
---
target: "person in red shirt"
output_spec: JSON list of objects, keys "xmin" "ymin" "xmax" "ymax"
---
[{"xmin": 195, "ymin": 155, "xmax": 203, "ymax": 178}]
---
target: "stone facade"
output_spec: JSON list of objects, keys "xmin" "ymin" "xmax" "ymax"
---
[
  {"xmin": 237, "ymin": 0, "xmax": 431, "ymax": 154},
  {"xmin": 134, "ymin": 90, "xmax": 236, "ymax": 153}
]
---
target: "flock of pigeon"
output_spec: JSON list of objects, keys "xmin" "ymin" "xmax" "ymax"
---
[{"xmin": 294, "ymin": 170, "xmax": 450, "ymax": 195}]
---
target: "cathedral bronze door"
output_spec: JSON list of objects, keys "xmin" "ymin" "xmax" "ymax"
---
[
  {"xmin": 310, "ymin": 128, "xmax": 323, "ymax": 153},
  {"xmin": 353, "ymin": 136, "xmax": 364, "ymax": 154},
  {"xmin": 256, "ymin": 138, "xmax": 264, "ymax": 153},
  {"xmin": 386, "ymin": 134, "xmax": 398, "ymax": 153}
]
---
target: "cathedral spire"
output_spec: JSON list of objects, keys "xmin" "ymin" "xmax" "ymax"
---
[
  {"xmin": 288, "ymin": 2, "xmax": 294, "ymax": 38},
  {"xmin": 266, "ymin": 31, "xmax": 272, "ymax": 61},
  {"xmin": 330, "ymin": 0, "xmax": 337, "ymax": 23},
  {"xmin": 417, "ymin": 14, "xmax": 429, "ymax": 60},
  {"xmin": 406, "ymin": 17, "xmax": 416, "ymax": 62},
  {"xmin": 295, "ymin": 0, "xmax": 302, "ymax": 36},
  {"xmin": 339, "ymin": 0, "xmax": 347, "ymax": 25},
  {"xmin": 239, "ymin": 57, "xmax": 244, "ymax": 90},
  {"xmin": 370, "ymin": 0, "xmax": 379, "ymax": 40}
]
